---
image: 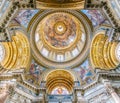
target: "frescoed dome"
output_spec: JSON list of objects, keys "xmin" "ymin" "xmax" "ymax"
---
[{"xmin": 29, "ymin": 10, "xmax": 92, "ymax": 68}]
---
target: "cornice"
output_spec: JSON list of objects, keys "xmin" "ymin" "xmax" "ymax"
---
[
  {"xmin": 0, "ymin": 73, "xmax": 45, "ymax": 95},
  {"xmin": 0, "ymin": 71, "xmax": 120, "ymax": 96},
  {"xmin": 74, "ymin": 71, "xmax": 120, "ymax": 93}
]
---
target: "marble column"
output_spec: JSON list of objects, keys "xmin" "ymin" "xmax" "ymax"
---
[{"xmin": 103, "ymin": 79, "xmax": 120, "ymax": 103}]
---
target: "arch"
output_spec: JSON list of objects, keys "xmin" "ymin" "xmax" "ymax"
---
[
  {"xmin": 0, "ymin": 30, "xmax": 31, "ymax": 71},
  {"xmin": 90, "ymin": 32, "xmax": 119, "ymax": 70},
  {"xmin": 45, "ymin": 69, "xmax": 75, "ymax": 94},
  {"xmin": 44, "ymin": 69, "xmax": 76, "ymax": 81},
  {"xmin": 36, "ymin": 0, "xmax": 85, "ymax": 9}
]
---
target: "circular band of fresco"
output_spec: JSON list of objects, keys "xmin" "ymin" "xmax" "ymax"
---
[{"xmin": 29, "ymin": 10, "xmax": 92, "ymax": 69}]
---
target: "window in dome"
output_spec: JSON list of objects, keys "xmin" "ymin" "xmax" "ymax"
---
[
  {"xmin": 41, "ymin": 48, "xmax": 49, "ymax": 57},
  {"xmin": 35, "ymin": 33, "xmax": 40, "ymax": 42},
  {"xmin": 72, "ymin": 48, "xmax": 79, "ymax": 57},
  {"xmin": 57, "ymin": 54, "xmax": 64, "ymax": 62}
]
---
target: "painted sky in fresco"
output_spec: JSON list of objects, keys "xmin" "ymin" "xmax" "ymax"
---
[
  {"xmin": 81, "ymin": 10, "xmax": 110, "ymax": 27},
  {"xmin": 14, "ymin": 9, "xmax": 110, "ymax": 28},
  {"xmin": 14, "ymin": 10, "xmax": 39, "ymax": 28},
  {"xmin": 74, "ymin": 59, "xmax": 95, "ymax": 85}
]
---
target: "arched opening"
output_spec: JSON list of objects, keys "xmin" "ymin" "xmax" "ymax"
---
[
  {"xmin": 46, "ymin": 70, "xmax": 74, "ymax": 95},
  {"xmin": 0, "ymin": 31, "xmax": 30, "ymax": 71},
  {"xmin": 90, "ymin": 33, "xmax": 119, "ymax": 70}
]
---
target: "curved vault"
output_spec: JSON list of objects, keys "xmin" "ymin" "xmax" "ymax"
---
[
  {"xmin": 90, "ymin": 33, "xmax": 119, "ymax": 70},
  {"xmin": 36, "ymin": 0, "xmax": 85, "ymax": 9},
  {"xmin": 46, "ymin": 70, "xmax": 74, "ymax": 94},
  {"xmin": 0, "ymin": 31, "xmax": 30, "ymax": 71}
]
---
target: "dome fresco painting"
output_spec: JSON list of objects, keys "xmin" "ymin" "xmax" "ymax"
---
[
  {"xmin": 42, "ymin": 13, "xmax": 77, "ymax": 48},
  {"xmin": 0, "ymin": 0, "xmax": 120, "ymax": 103},
  {"xmin": 30, "ymin": 10, "xmax": 92, "ymax": 67}
]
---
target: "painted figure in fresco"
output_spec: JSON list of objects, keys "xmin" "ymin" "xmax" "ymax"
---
[
  {"xmin": 51, "ymin": 87, "xmax": 69, "ymax": 95},
  {"xmin": 88, "ymin": 10, "xmax": 105, "ymax": 26},
  {"xmin": 27, "ymin": 61, "xmax": 46, "ymax": 85},
  {"xmin": 15, "ymin": 10, "xmax": 38, "ymax": 27},
  {"xmin": 82, "ymin": 10, "xmax": 106, "ymax": 27},
  {"xmin": 44, "ymin": 13, "xmax": 77, "ymax": 48},
  {"xmin": 57, "ymin": 87, "xmax": 63, "ymax": 94},
  {"xmin": 29, "ymin": 63, "xmax": 43, "ymax": 82},
  {"xmin": 30, "ymin": 63, "xmax": 39, "ymax": 78},
  {"xmin": 74, "ymin": 59, "xmax": 94, "ymax": 84}
]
